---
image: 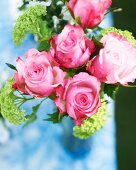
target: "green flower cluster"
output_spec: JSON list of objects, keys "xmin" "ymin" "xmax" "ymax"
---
[
  {"xmin": 101, "ymin": 27, "xmax": 136, "ymax": 45},
  {"xmin": 73, "ymin": 101, "xmax": 108, "ymax": 139},
  {"xmin": 13, "ymin": 4, "xmax": 47, "ymax": 45},
  {"xmin": 0, "ymin": 79, "xmax": 27, "ymax": 125}
]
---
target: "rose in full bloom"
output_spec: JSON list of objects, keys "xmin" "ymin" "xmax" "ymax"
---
[
  {"xmin": 68, "ymin": 0, "xmax": 112, "ymax": 28},
  {"xmin": 13, "ymin": 49, "xmax": 66, "ymax": 97},
  {"xmin": 87, "ymin": 32, "xmax": 136, "ymax": 85},
  {"xmin": 51, "ymin": 24, "xmax": 95, "ymax": 68},
  {"xmin": 55, "ymin": 73, "xmax": 101, "ymax": 125}
]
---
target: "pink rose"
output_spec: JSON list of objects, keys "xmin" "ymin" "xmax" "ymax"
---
[
  {"xmin": 87, "ymin": 33, "xmax": 136, "ymax": 85},
  {"xmin": 51, "ymin": 24, "xmax": 95, "ymax": 68},
  {"xmin": 68, "ymin": 0, "xmax": 112, "ymax": 28},
  {"xmin": 13, "ymin": 49, "xmax": 66, "ymax": 97},
  {"xmin": 55, "ymin": 73, "xmax": 101, "ymax": 125}
]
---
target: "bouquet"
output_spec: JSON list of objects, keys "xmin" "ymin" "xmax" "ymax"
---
[{"xmin": 0, "ymin": 0, "xmax": 136, "ymax": 139}]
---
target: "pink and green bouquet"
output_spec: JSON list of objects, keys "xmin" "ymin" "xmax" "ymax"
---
[{"xmin": 0, "ymin": 0, "xmax": 136, "ymax": 139}]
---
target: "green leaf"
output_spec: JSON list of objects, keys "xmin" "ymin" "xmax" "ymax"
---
[
  {"xmin": 104, "ymin": 84, "xmax": 119, "ymax": 100},
  {"xmin": 18, "ymin": 1, "xmax": 29, "ymax": 11},
  {"xmin": 37, "ymin": 20, "xmax": 53, "ymax": 51},
  {"xmin": 92, "ymin": 36, "xmax": 103, "ymax": 48},
  {"xmin": 23, "ymin": 103, "xmax": 41, "ymax": 127},
  {"xmin": 75, "ymin": 17, "xmax": 82, "ymax": 25},
  {"xmin": 44, "ymin": 109, "xmax": 67, "ymax": 124},
  {"xmin": 23, "ymin": 97, "xmax": 47, "ymax": 127},
  {"xmin": 66, "ymin": 68, "xmax": 76, "ymax": 78},
  {"xmin": 37, "ymin": 40, "xmax": 50, "ymax": 52},
  {"xmin": 90, "ymin": 36, "xmax": 104, "ymax": 58},
  {"xmin": 38, "ymin": 20, "xmax": 53, "ymax": 39},
  {"xmin": 6, "ymin": 63, "xmax": 17, "ymax": 71}
]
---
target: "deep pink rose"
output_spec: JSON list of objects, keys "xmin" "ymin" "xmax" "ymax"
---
[
  {"xmin": 55, "ymin": 73, "xmax": 101, "ymax": 125},
  {"xmin": 13, "ymin": 49, "xmax": 66, "ymax": 97},
  {"xmin": 87, "ymin": 33, "xmax": 136, "ymax": 85},
  {"xmin": 68, "ymin": 0, "xmax": 112, "ymax": 28},
  {"xmin": 51, "ymin": 24, "xmax": 95, "ymax": 68}
]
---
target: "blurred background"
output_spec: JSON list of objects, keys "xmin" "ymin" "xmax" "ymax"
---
[{"xmin": 112, "ymin": 0, "xmax": 136, "ymax": 170}]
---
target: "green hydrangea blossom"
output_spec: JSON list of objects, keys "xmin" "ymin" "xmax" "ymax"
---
[
  {"xmin": 13, "ymin": 4, "xmax": 47, "ymax": 45},
  {"xmin": 101, "ymin": 27, "xmax": 136, "ymax": 45},
  {"xmin": 73, "ymin": 101, "xmax": 108, "ymax": 139},
  {"xmin": 0, "ymin": 79, "xmax": 27, "ymax": 125}
]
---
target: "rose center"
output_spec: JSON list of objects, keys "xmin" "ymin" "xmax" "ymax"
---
[
  {"xmin": 75, "ymin": 93, "xmax": 89, "ymax": 106},
  {"xmin": 59, "ymin": 30, "xmax": 77, "ymax": 50},
  {"xmin": 25, "ymin": 63, "xmax": 46, "ymax": 80},
  {"xmin": 111, "ymin": 52, "xmax": 123, "ymax": 66}
]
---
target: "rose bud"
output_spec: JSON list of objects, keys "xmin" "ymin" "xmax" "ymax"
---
[{"xmin": 68, "ymin": 0, "xmax": 112, "ymax": 28}]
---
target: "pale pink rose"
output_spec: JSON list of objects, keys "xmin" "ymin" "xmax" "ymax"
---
[
  {"xmin": 87, "ymin": 32, "xmax": 136, "ymax": 85},
  {"xmin": 68, "ymin": 0, "xmax": 112, "ymax": 28},
  {"xmin": 55, "ymin": 73, "xmax": 101, "ymax": 125},
  {"xmin": 51, "ymin": 24, "xmax": 95, "ymax": 68},
  {"xmin": 13, "ymin": 49, "xmax": 66, "ymax": 97}
]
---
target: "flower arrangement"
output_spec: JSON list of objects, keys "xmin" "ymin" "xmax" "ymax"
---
[{"xmin": 0, "ymin": 0, "xmax": 136, "ymax": 139}]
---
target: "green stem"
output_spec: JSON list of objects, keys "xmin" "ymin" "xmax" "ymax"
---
[
  {"xmin": 124, "ymin": 85, "xmax": 136, "ymax": 88},
  {"xmin": 40, "ymin": 97, "xmax": 48, "ymax": 104},
  {"xmin": 17, "ymin": 97, "xmax": 35, "ymax": 108}
]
